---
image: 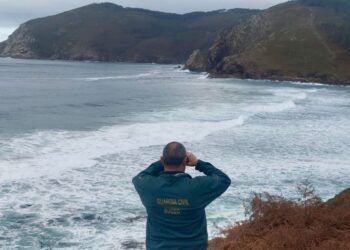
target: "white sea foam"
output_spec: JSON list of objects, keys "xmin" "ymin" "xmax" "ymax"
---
[
  {"xmin": 271, "ymin": 88, "xmax": 318, "ymax": 100},
  {"xmin": 0, "ymin": 87, "xmax": 307, "ymax": 183},
  {"xmin": 243, "ymin": 100, "xmax": 296, "ymax": 113},
  {"xmin": 0, "ymin": 116, "xmax": 247, "ymax": 182},
  {"xmin": 198, "ymin": 73, "xmax": 209, "ymax": 80},
  {"xmin": 0, "ymin": 72, "xmax": 160, "ymax": 81},
  {"xmin": 272, "ymin": 90, "xmax": 306, "ymax": 100},
  {"xmin": 174, "ymin": 67, "xmax": 190, "ymax": 73},
  {"xmin": 83, "ymin": 73, "xmax": 153, "ymax": 81},
  {"xmin": 1, "ymin": 60, "xmax": 349, "ymax": 250},
  {"xmin": 0, "ymin": 84, "xmax": 313, "ymax": 183},
  {"xmin": 286, "ymin": 81, "xmax": 328, "ymax": 87}
]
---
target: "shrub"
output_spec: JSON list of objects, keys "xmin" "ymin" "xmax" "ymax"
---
[{"xmin": 209, "ymin": 184, "xmax": 350, "ymax": 250}]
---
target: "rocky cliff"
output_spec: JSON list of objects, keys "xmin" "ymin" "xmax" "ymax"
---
[
  {"xmin": 0, "ymin": 3, "xmax": 258, "ymax": 63},
  {"xmin": 0, "ymin": 24, "xmax": 38, "ymax": 58},
  {"xmin": 186, "ymin": 0, "xmax": 350, "ymax": 85}
]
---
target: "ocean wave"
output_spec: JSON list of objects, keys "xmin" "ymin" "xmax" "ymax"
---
[
  {"xmin": 243, "ymin": 100, "xmax": 296, "ymax": 113},
  {"xmin": 83, "ymin": 72, "xmax": 157, "ymax": 81},
  {"xmin": 285, "ymin": 80, "xmax": 331, "ymax": 87},
  {"xmin": 174, "ymin": 67, "xmax": 190, "ymax": 73},
  {"xmin": 243, "ymin": 78, "xmax": 340, "ymax": 88},
  {"xmin": 0, "ymin": 116, "xmax": 247, "ymax": 182},
  {"xmin": 271, "ymin": 88, "xmax": 317, "ymax": 100},
  {"xmin": 0, "ymin": 86, "xmax": 308, "ymax": 182},
  {"xmin": 198, "ymin": 73, "xmax": 209, "ymax": 80}
]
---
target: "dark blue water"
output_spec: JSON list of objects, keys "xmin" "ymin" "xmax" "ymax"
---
[{"xmin": 0, "ymin": 58, "xmax": 349, "ymax": 249}]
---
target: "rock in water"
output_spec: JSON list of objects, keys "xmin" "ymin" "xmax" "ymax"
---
[{"xmin": 184, "ymin": 50, "xmax": 208, "ymax": 72}]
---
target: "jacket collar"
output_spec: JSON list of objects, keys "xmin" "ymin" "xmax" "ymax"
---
[
  {"xmin": 162, "ymin": 171, "xmax": 184, "ymax": 174},
  {"xmin": 160, "ymin": 171, "xmax": 191, "ymax": 178}
]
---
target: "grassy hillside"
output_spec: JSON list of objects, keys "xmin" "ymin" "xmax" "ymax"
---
[
  {"xmin": 0, "ymin": 3, "xmax": 258, "ymax": 63},
  {"xmin": 186, "ymin": 0, "xmax": 350, "ymax": 85}
]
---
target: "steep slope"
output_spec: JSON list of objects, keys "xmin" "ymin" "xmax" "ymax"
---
[
  {"xmin": 186, "ymin": 0, "xmax": 350, "ymax": 85},
  {"xmin": 0, "ymin": 3, "xmax": 258, "ymax": 63}
]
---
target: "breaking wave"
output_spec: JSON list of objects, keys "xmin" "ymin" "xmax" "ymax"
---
[
  {"xmin": 0, "ymin": 116, "xmax": 247, "ymax": 182},
  {"xmin": 83, "ymin": 72, "xmax": 158, "ymax": 81},
  {"xmin": 0, "ymin": 87, "xmax": 308, "ymax": 182}
]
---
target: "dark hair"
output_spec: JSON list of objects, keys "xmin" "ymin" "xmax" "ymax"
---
[{"xmin": 162, "ymin": 142, "xmax": 187, "ymax": 166}]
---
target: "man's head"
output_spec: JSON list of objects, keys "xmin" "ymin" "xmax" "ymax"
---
[{"xmin": 161, "ymin": 142, "xmax": 187, "ymax": 171}]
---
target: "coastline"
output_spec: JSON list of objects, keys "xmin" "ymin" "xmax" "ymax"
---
[
  {"xmin": 1, "ymin": 55, "xmax": 349, "ymax": 86},
  {"xmin": 207, "ymin": 72, "xmax": 350, "ymax": 86}
]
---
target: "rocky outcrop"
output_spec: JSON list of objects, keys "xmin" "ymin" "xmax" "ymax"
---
[
  {"xmin": 0, "ymin": 24, "xmax": 38, "ymax": 58},
  {"xmin": 186, "ymin": 0, "xmax": 350, "ymax": 85},
  {"xmin": 184, "ymin": 50, "xmax": 208, "ymax": 71}
]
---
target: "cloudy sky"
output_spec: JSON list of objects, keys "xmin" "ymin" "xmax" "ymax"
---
[{"xmin": 0, "ymin": 0, "xmax": 286, "ymax": 42}]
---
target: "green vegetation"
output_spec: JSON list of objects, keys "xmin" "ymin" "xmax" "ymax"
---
[
  {"xmin": 3, "ymin": 1, "xmax": 350, "ymax": 84},
  {"xmin": 300, "ymin": 0, "xmax": 350, "ymax": 49},
  {"xmin": 186, "ymin": 0, "xmax": 350, "ymax": 85},
  {"xmin": 300, "ymin": 0, "xmax": 350, "ymax": 10},
  {"xmin": 0, "ymin": 3, "xmax": 258, "ymax": 63}
]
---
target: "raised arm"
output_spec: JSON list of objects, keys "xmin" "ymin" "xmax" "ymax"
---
[{"xmin": 193, "ymin": 159, "xmax": 231, "ymax": 207}]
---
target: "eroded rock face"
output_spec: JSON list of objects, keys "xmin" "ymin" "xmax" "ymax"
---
[
  {"xmin": 185, "ymin": 13, "xmax": 273, "ymax": 75},
  {"xmin": 207, "ymin": 35, "xmax": 230, "ymax": 70},
  {"xmin": 184, "ymin": 50, "xmax": 208, "ymax": 72},
  {"xmin": 1, "ymin": 24, "xmax": 38, "ymax": 58}
]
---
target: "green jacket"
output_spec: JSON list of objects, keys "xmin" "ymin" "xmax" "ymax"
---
[{"xmin": 132, "ymin": 160, "xmax": 231, "ymax": 250}]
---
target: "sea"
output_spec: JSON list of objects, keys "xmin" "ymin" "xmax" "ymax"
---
[{"xmin": 0, "ymin": 58, "xmax": 349, "ymax": 249}]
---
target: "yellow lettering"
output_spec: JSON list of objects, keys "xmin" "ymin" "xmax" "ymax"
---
[
  {"xmin": 164, "ymin": 207, "xmax": 181, "ymax": 215},
  {"xmin": 156, "ymin": 198, "xmax": 190, "ymax": 206},
  {"xmin": 177, "ymin": 199, "xmax": 189, "ymax": 206}
]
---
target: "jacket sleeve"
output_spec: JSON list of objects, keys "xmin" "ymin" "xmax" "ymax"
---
[
  {"xmin": 193, "ymin": 160, "xmax": 231, "ymax": 207},
  {"xmin": 132, "ymin": 160, "xmax": 164, "ymax": 192}
]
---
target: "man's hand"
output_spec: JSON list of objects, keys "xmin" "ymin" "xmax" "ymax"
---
[{"xmin": 186, "ymin": 152, "xmax": 198, "ymax": 166}]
